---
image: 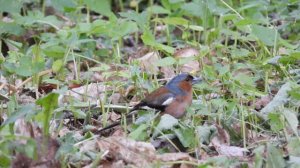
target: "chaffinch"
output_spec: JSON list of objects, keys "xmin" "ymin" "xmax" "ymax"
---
[{"xmin": 97, "ymin": 73, "xmax": 202, "ymax": 133}]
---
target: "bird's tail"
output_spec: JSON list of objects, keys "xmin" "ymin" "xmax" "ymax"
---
[{"xmin": 95, "ymin": 107, "xmax": 139, "ymax": 134}]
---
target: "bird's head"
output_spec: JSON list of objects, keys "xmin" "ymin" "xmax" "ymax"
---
[{"xmin": 166, "ymin": 73, "xmax": 202, "ymax": 94}]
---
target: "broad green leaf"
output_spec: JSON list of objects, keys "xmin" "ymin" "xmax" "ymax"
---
[
  {"xmin": 15, "ymin": 11, "xmax": 62, "ymax": 29},
  {"xmin": 95, "ymin": 48, "xmax": 110, "ymax": 57},
  {"xmin": 2, "ymin": 62, "xmax": 17, "ymax": 74},
  {"xmin": 141, "ymin": 30, "xmax": 175, "ymax": 54},
  {"xmin": 113, "ymin": 21, "xmax": 138, "ymax": 38},
  {"xmin": 238, "ymin": 1, "xmax": 266, "ymax": 11},
  {"xmin": 288, "ymin": 87, "xmax": 300, "ymax": 100},
  {"xmin": 52, "ymin": 59, "xmax": 64, "ymax": 73},
  {"xmin": 282, "ymin": 109, "xmax": 298, "ymax": 135},
  {"xmin": 36, "ymin": 93, "xmax": 59, "ymax": 136},
  {"xmin": 268, "ymin": 113, "xmax": 284, "ymax": 132},
  {"xmin": 0, "ymin": 153, "xmax": 10, "ymax": 167},
  {"xmin": 0, "ymin": 0, "xmax": 22, "ymax": 13},
  {"xmin": 169, "ymin": 0, "xmax": 184, "ymax": 3},
  {"xmin": 1, "ymin": 104, "xmax": 36, "ymax": 126},
  {"xmin": 51, "ymin": 0, "xmax": 77, "ymax": 12},
  {"xmin": 153, "ymin": 114, "xmax": 178, "ymax": 137},
  {"xmin": 235, "ymin": 18, "xmax": 259, "ymax": 26},
  {"xmin": 147, "ymin": 5, "xmax": 170, "ymax": 14},
  {"xmin": 207, "ymin": 0, "xmax": 229, "ymax": 15},
  {"xmin": 233, "ymin": 73, "xmax": 255, "ymax": 86},
  {"xmin": 15, "ymin": 56, "xmax": 45, "ymax": 77},
  {"xmin": 0, "ymin": 21, "xmax": 25, "ymax": 36},
  {"xmin": 154, "ymin": 17, "xmax": 189, "ymax": 26},
  {"xmin": 141, "ymin": 30, "xmax": 156, "ymax": 46},
  {"xmin": 92, "ymin": 18, "xmax": 138, "ymax": 40},
  {"xmin": 279, "ymin": 52, "xmax": 300, "ymax": 65},
  {"xmin": 196, "ymin": 125, "xmax": 217, "ymax": 144},
  {"xmin": 129, "ymin": 124, "xmax": 148, "ymax": 141},
  {"xmin": 251, "ymin": 25, "xmax": 277, "ymax": 46},
  {"xmin": 174, "ymin": 127, "xmax": 195, "ymax": 148},
  {"xmin": 78, "ymin": 23, "xmax": 92, "ymax": 33},
  {"xmin": 215, "ymin": 63, "xmax": 230, "ymax": 76},
  {"xmin": 119, "ymin": 11, "xmax": 149, "ymax": 29},
  {"xmin": 43, "ymin": 45, "xmax": 66, "ymax": 59},
  {"xmin": 155, "ymin": 43, "xmax": 175, "ymax": 54},
  {"xmin": 72, "ymin": 110, "xmax": 86, "ymax": 119},
  {"xmin": 203, "ymin": 65, "xmax": 217, "ymax": 79},
  {"xmin": 155, "ymin": 57, "xmax": 176, "ymax": 66},
  {"xmin": 182, "ymin": 2, "xmax": 206, "ymax": 18},
  {"xmin": 266, "ymin": 143, "xmax": 285, "ymax": 168},
  {"xmin": 221, "ymin": 14, "xmax": 238, "ymax": 22},
  {"xmin": 231, "ymin": 48, "xmax": 250, "ymax": 59},
  {"xmin": 83, "ymin": 0, "xmax": 112, "ymax": 16}
]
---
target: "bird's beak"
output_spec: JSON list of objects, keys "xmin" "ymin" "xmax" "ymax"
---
[{"xmin": 192, "ymin": 77, "xmax": 202, "ymax": 85}]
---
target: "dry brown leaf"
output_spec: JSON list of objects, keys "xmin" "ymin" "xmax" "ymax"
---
[
  {"xmin": 278, "ymin": 47, "xmax": 288, "ymax": 55},
  {"xmin": 137, "ymin": 51, "xmax": 160, "ymax": 74},
  {"xmin": 231, "ymin": 122, "xmax": 248, "ymax": 139},
  {"xmin": 109, "ymin": 111, "xmax": 121, "ymax": 122},
  {"xmin": 18, "ymin": 94, "xmax": 36, "ymax": 104},
  {"xmin": 157, "ymin": 153, "xmax": 196, "ymax": 162},
  {"xmin": 109, "ymin": 93, "xmax": 122, "ymax": 104},
  {"xmin": 211, "ymin": 126, "xmax": 248, "ymax": 157},
  {"xmin": 215, "ymin": 124, "xmax": 230, "ymax": 145},
  {"xmin": 58, "ymin": 127, "xmax": 72, "ymax": 137},
  {"xmin": 109, "ymin": 128, "xmax": 125, "ymax": 137},
  {"xmin": 97, "ymin": 136, "xmax": 156, "ymax": 167},
  {"xmin": 58, "ymin": 83, "xmax": 111, "ymax": 106},
  {"xmin": 254, "ymin": 95, "xmax": 272, "ymax": 110},
  {"xmin": 95, "ymin": 136, "xmax": 199, "ymax": 167},
  {"xmin": 161, "ymin": 66, "xmax": 175, "ymax": 79},
  {"xmin": 15, "ymin": 119, "xmax": 37, "ymax": 139},
  {"xmin": 214, "ymin": 144, "xmax": 248, "ymax": 157},
  {"xmin": 174, "ymin": 47, "xmax": 200, "ymax": 73},
  {"xmin": 80, "ymin": 139, "xmax": 98, "ymax": 153}
]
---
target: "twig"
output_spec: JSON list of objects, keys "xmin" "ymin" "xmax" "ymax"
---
[{"xmin": 16, "ymin": 69, "xmax": 53, "ymax": 90}]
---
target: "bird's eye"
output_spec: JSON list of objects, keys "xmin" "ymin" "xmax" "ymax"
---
[{"xmin": 185, "ymin": 78, "xmax": 190, "ymax": 81}]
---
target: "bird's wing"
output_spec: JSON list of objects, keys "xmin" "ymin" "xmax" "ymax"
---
[{"xmin": 143, "ymin": 88, "xmax": 175, "ymax": 110}]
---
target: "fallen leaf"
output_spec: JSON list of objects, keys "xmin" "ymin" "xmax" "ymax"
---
[
  {"xmin": 212, "ymin": 140, "xmax": 248, "ymax": 157},
  {"xmin": 174, "ymin": 47, "xmax": 200, "ymax": 73},
  {"xmin": 137, "ymin": 51, "xmax": 160, "ymax": 74},
  {"xmin": 157, "ymin": 152, "xmax": 196, "ymax": 162},
  {"xmin": 215, "ymin": 124, "xmax": 230, "ymax": 145},
  {"xmin": 58, "ymin": 83, "xmax": 111, "ymax": 106},
  {"xmin": 97, "ymin": 136, "xmax": 156, "ymax": 167},
  {"xmin": 254, "ymin": 95, "xmax": 272, "ymax": 110},
  {"xmin": 161, "ymin": 66, "xmax": 175, "ymax": 79},
  {"xmin": 96, "ymin": 136, "xmax": 198, "ymax": 167}
]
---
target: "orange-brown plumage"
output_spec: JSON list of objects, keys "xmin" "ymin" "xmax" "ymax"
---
[{"xmin": 97, "ymin": 73, "xmax": 202, "ymax": 133}]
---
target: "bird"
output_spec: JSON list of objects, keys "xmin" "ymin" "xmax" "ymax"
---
[{"xmin": 96, "ymin": 73, "xmax": 202, "ymax": 134}]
